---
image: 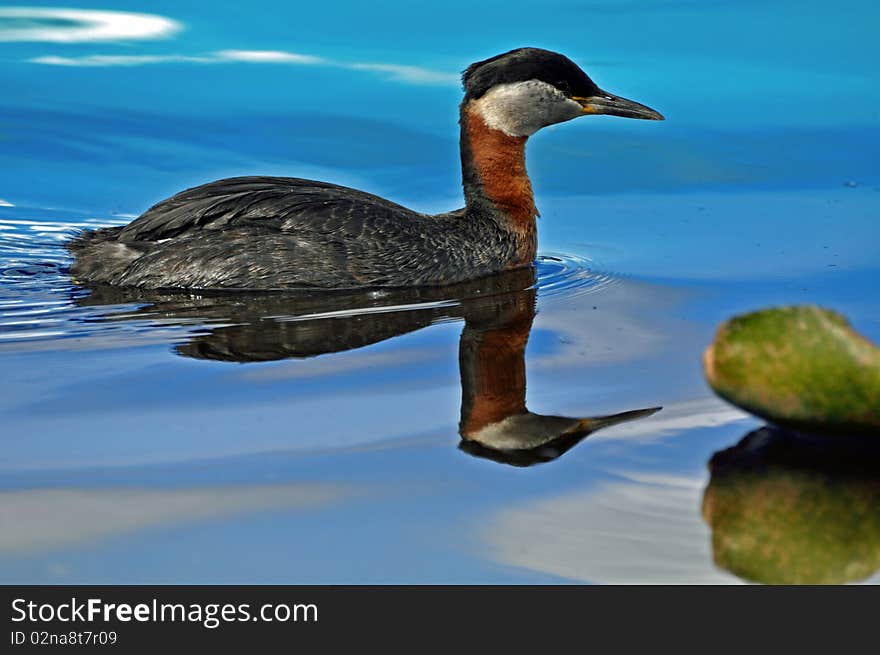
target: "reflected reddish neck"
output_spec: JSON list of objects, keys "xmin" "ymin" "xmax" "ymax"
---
[{"xmin": 459, "ymin": 316, "xmax": 531, "ymax": 436}]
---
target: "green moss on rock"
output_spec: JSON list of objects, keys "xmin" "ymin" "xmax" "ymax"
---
[
  {"xmin": 703, "ymin": 428, "xmax": 880, "ymax": 584},
  {"xmin": 704, "ymin": 305, "xmax": 880, "ymax": 434}
]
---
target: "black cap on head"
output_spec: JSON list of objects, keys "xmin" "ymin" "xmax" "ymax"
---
[{"xmin": 462, "ymin": 47, "xmax": 601, "ymax": 101}]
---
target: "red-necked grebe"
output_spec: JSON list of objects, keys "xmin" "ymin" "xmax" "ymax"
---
[{"xmin": 69, "ymin": 47, "xmax": 663, "ymax": 290}]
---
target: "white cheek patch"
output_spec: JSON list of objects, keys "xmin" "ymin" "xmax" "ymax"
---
[{"xmin": 471, "ymin": 80, "xmax": 584, "ymax": 137}]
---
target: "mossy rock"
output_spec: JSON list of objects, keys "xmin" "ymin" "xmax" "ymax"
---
[
  {"xmin": 704, "ymin": 305, "xmax": 880, "ymax": 434},
  {"xmin": 703, "ymin": 427, "xmax": 880, "ymax": 584}
]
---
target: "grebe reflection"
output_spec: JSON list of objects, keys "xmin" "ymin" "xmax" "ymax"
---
[{"xmin": 77, "ymin": 267, "xmax": 659, "ymax": 465}]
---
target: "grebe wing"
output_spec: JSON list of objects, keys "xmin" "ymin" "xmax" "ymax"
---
[{"xmin": 117, "ymin": 175, "xmax": 423, "ymax": 242}]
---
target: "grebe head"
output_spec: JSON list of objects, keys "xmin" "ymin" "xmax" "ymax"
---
[{"xmin": 462, "ymin": 47, "xmax": 663, "ymax": 137}]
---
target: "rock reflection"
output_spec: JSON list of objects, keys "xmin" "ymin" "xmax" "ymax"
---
[
  {"xmin": 77, "ymin": 267, "xmax": 659, "ymax": 465},
  {"xmin": 703, "ymin": 426, "xmax": 880, "ymax": 584}
]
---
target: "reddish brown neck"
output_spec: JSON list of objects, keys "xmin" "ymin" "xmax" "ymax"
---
[
  {"xmin": 458, "ymin": 311, "xmax": 532, "ymax": 437},
  {"xmin": 461, "ymin": 105, "xmax": 538, "ymax": 263}
]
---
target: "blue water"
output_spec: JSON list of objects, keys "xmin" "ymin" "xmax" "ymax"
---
[{"xmin": 0, "ymin": 1, "xmax": 878, "ymax": 583}]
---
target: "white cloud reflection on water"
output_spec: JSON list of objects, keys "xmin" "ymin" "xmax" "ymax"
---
[
  {"xmin": 532, "ymin": 276, "xmax": 689, "ymax": 368},
  {"xmin": 485, "ymin": 472, "xmax": 742, "ymax": 584},
  {"xmin": 28, "ymin": 49, "xmax": 459, "ymax": 85},
  {"xmin": 586, "ymin": 397, "xmax": 749, "ymax": 443},
  {"xmin": 8, "ymin": 7, "xmax": 457, "ymax": 84},
  {"xmin": 486, "ymin": 467, "xmax": 880, "ymax": 585},
  {"xmin": 0, "ymin": 7, "xmax": 181, "ymax": 43},
  {"xmin": 0, "ymin": 483, "xmax": 351, "ymax": 554},
  {"xmin": 240, "ymin": 348, "xmax": 441, "ymax": 382}
]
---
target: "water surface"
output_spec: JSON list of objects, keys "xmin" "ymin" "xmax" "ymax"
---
[{"xmin": 1, "ymin": 1, "xmax": 878, "ymax": 584}]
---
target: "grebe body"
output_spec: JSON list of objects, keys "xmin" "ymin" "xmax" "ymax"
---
[{"xmin": 70, "ymin": 48, "xmax": 662, "ymax": 290}]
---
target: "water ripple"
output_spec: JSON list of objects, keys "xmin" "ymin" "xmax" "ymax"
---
[
  {"xmin": 0, "ymin": 210, "xmax": 624, "ymax": 351},
  {"xmin": 535, "ymin": 253, "xmax": 622, "ymax": 300}
]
